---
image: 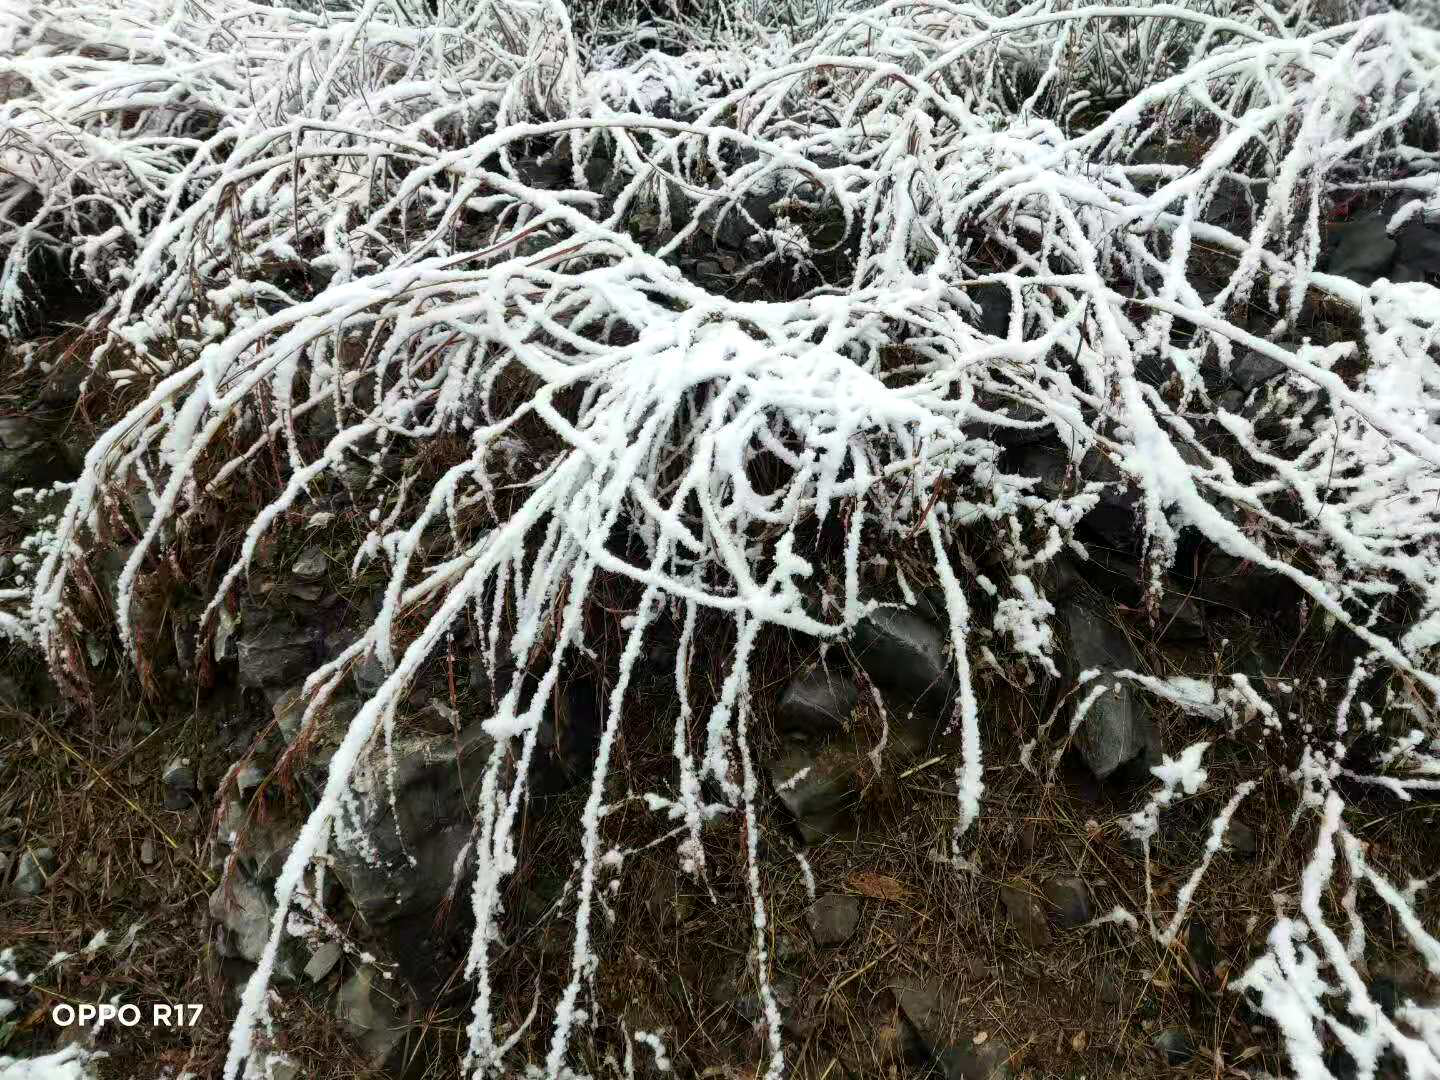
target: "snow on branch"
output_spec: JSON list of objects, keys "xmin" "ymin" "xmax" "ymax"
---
[{"xmin": 1, "ymin": 0, "xmax": 1439, "ymax": 1074}]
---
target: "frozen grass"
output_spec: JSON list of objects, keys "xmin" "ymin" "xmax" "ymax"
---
[{"xmin": 1, "ymin": 0, "xmax": 1440, "ymax": 1075}]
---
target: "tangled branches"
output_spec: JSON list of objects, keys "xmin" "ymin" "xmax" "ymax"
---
[{"xmin": 2, "ymin": 0, "xmax": 1440, "ymax": 1074}]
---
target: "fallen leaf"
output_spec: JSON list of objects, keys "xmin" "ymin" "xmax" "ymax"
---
[{"xmin": 849, "ymin": 872, "xmax": 909, "ymax": 901}]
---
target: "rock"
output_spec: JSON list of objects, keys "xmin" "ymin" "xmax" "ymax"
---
[
  {"xmin": 1096, "ymin": 972, "xmax": 1129, "ymax": 1005},
  {"xmin": 777, "ymin": 666, "xmax": 858, "ymax": 739},
  {"xmin": 970, "ymin": 284, "xmax": 1011, "ymax": 338},
  {"xmin": 258, "ymin": 1053, "xmax": 299, "ymax": 1080},
  {"xmin": 968, "ymin": 391, "xmax": 1051, "ymax": 447},
  {"xmin": 767, "ymin": 737, "xmax": 866, "ymax": 844},
  {"xmin": 732, "ymin": 974, "xmax": 819, "ymax": 1039},
  {"xmin": 851, "ymin": 606, "xmax": 954, "ymax": 724},
  {"xmin": 236, "ymin": 612, "xmax": 316, "ymax": 691},
  {"xmin": 1186, "ymin": 919, "xmax": 1220, "ymax": 979},
  {"xmin": 1153, "ymin": 1027, "xmax": 1194, "ymax": 1065},
  {"xmin": 937, "ymin": 1039, "xmax": 1013, "ymax": 1080},
  {"xmin": 11, "ymin": 846, "xmax": 57, "ymax": 895},
  {"xmin": 209, "ymin": 879, "xmax": 274, "ymax": 964},
  {"xmin": 212, "ymin": 798, "xmax": 300, "ymax": 882},
  {"xmin": 1013, "ymin": 446, "xmax": 1136, "ymax": 552},
  {"xmin": 893, "ymin": 975, "xmax": 952, "ymax": 1056},
  {"xmin": 162, "ymin": 758, "xmax": 197, "ymax": 811},
  {"xmin": 0, "ymin": 418, "xmax": 67, "ymax": 487},
  {"xmin": 1228, "ymin": 349, "xmax": 1287, "ymax": 393},
  {"xmin": 352, "ymin": 650, "xmax": 387, "ymax": 697},
  {"xmin": 290, "ymin": 547, "xmax": 327, "ymax": 580},
  {"xmin": 213, "ymin": 607, "xmax": 239, "ymax": 664},
  {"xmin": 1327, "ymin": 212, "xmax": 1395, "ymax": 285},
  {"xmin": 1392, "ymin": 221, "xmax": 1440, "ymax": 283},
  {"xmin": 305, "ymin": 941, "xmax": 343, "ymax": 983},
  {"xmin": 1066, "ymin": 552, "xmax": 1206, "ymax": 641},
  {"xmin": 806, "ymin": 893, "xmax": 860, "ymax": 946},
  {"xmin": 0, "ymin": 817, "xmax": 22, "ymax": 849},
  {"xmin": 236, "ymin": 763, "xmax": 266, "ymax": 798},
  {"xmin": 1061, "ymin": 602, "xmax": 1159, "ymax": 781},
  {"xmin": 140, "ymin": 838, "xmax": 157, "ymax": 865},
  {"xmin": 530, "ymin": 676, "xmax": 603, "ymax": 797},
  {"xmin": 330, "ymin": 723, "xmax": 492, "ymax": 990},
  {"xmin": 335, "ymin": 966, "xmax": 410, "ymax": 1066},
  {"xmin": 0, "ymin": 417, "xmax": 42, "ymax": 451},
  {"xmin": 999, "ymin": 884, "xmax": 1051, "ymax": 948},
  {"xmin": 1041, "ymin": 876, "xmax": 1093, "ymax": 928},
  {"xmin": 1223, "ymin": 819, "xmax": 1257, "ymax": 856}
]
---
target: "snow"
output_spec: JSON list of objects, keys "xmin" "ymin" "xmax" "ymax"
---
[
  {"xmin": 0, "ymin": 1047, "xmax": 100, "ymax": 1080},
  {"xmin": 1, "ymin": 0, "xmax": 1438, "ymax": 1075}
]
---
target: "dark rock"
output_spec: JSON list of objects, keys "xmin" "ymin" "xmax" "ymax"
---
[
  {"xmin": 1393, "ymin": 221, "xmax": 1440, "ymax": 283},
  {"xmin": 353, "ymin": 650, "xmax": 387, "ymax": 697},
  {"xmin": 778, "ymin": 665, "xmax": 858, "ymax": 739},
  {"xmin": 1153, "ymin": 1027, "xmax": 1194, "ymax": 1065},
  {"xmin": 937, "ymin": 1039, "xmax": 1012, "ymax": 1080},
  {"xmin": 999, "ymin": 884, "xmax": 1051, "ymax": 948},
  {"xmin": 732, "ymin": 973, "xmax": 820, "ymax": 1039},
  {"xmin": 11, "ymin": 846, "xmax": 56, "ymax": 895},
  {"xmin": 893, "ymin": 975, "xmax": 952, "ymax": 1057},
  {"xmin": 1055, "ymin": 552, "xmax": 1206, "ymax": 641},
  {"xmin": 851, "ymin": 606, "xmax": 954, "ymax": 724},
  {"xmin": 335, "ymin": 966, "xmax": 411, "ymax": 1066},
  {"xmin": 1186, "ymin": 919, "xmax": 1220, "ymax": 979},
  {"xmin": 1013, "ymin": 446, "xmax": 1136, "ymax": 552},
  {"xmin": 968, "ymin": 391, "xmax": 1051, "ymax": 447},
  {"xmin": 330, "ymin": 723, "xmax": 491, "ymax": 990},
  {"xmin": 1041, "ymin": 876, "xmax": 1093, "ymax": 928},
  {"xmin": 1223, "ymin": 819, "xmax": 1257, "ymax": 856},
  {"xmin": 706, "ymin": 192, "xmax": 777, "ymax": 250},
  {"xmin": 236, "ymin": 611, "xmax": 316, "ymax": 691},
  {"xmin": 806, "ymin": 892, "xmax": 860, "ymax": 946},
  {"xmin": 1096, "ymin": 972, "xmax": 1129, "ymax": 1005},
  {"xmin": 970, "ymin": 284, "xmax": 1011, "ymax": 338},
  {"xmin": 0, "ymin": 417, "xmax": 42, "ymax": 452},
  {"xmin": 0, "ymin": 418, "xmax": 67, "ymax": 486},
  {"xmin": 1060, "ymin": 602, "xmax": 1159, "ymax": 781},
  {"xmin": 1228, "ymin": 349, "xmax": 1287, "ymax": 393},
  {"xmin": 531, "ymin": 676, "xmax": 603, "ymax": 797},
  {"xmin": 767, "ymin": 737, "xmax": 865, "ymax": 844},
  {"xmin": 0, "ymin": 817, "xmax": 22, "ymax": 849},
  {"xmin": 1327, "ymin": 212, "xmax": 1395, "ymax": 285},
  {"xmin": 162, "ymin": 757, "xmax": 197, "ymax": 811}
]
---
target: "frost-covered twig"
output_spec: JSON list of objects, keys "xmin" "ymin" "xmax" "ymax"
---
[{"xmin": 2, "ymin": 0, "xmax": 1440, "ymax": 1075}]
